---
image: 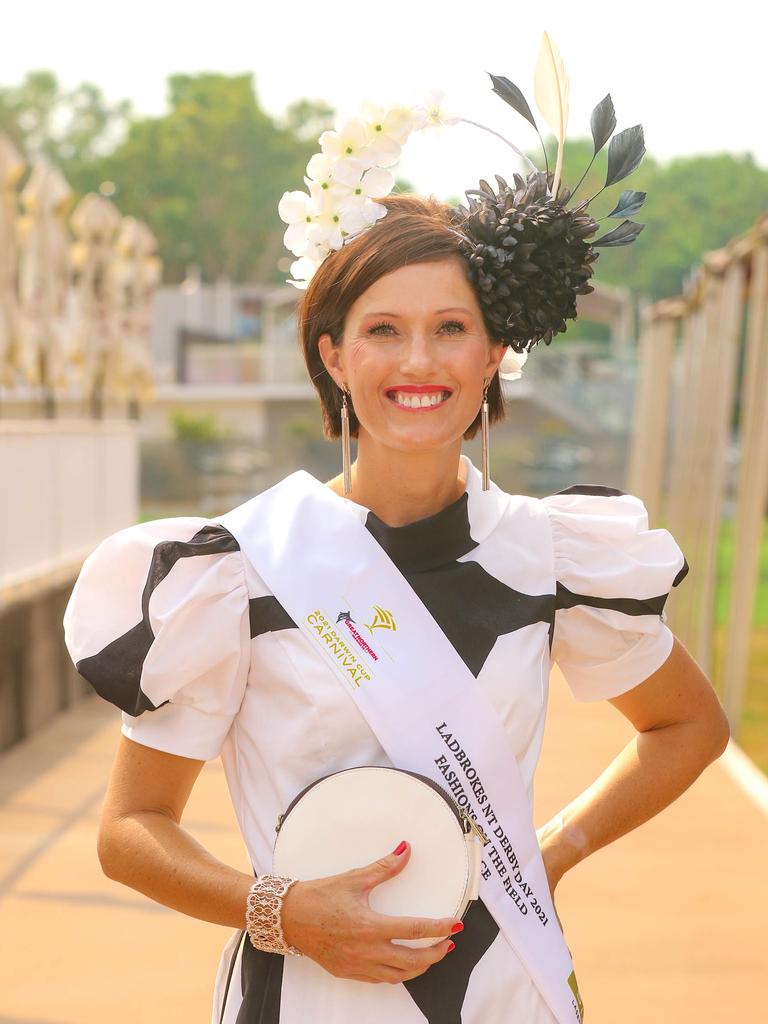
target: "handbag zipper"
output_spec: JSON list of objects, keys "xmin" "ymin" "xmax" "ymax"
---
[
  {"xmin": 460, "ymin": 808, "xmax": 489, "ymax": 845},
  {"xmin": 275, "ymin": 765, "xmax": 487, "ymax": 842}
]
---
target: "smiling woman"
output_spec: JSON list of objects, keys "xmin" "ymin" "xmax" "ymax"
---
[
  {"xmin": 62, "ymin": 33, "xmax": 728, "ymax": 1024},
  {"xmin": 300, "ymin": 193, "xmax": 508, "ymax": 445}
]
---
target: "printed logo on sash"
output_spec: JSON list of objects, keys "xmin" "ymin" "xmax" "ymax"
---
[
  {"xmin": 365, "ymin": 604, "xmax": 397, "ymax": 634},
  {"xmin": 307, "ymin": 609, "xmax": 373, "ymax": 687},
  {"xmin": 312, "ymin": 604, "xmax": 401, "ymax": 682}
]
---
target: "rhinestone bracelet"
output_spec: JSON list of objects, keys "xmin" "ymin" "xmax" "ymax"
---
[{"xmin": 245, "ymin": 875, "xmax": 304, "ymax": 956}]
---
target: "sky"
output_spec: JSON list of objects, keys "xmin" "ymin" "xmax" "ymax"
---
[{"xmin": 3, "ymin": 0, "xmax": 767, "ymax": 200}]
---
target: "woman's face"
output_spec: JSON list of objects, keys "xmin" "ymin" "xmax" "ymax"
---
[{"xmin": 318, "ymin": 257, "xmax": 505, "ymax": 455}]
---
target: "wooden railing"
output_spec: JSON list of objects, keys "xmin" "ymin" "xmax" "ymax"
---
[{"xmin": 628, "ymin": 212, "xmax": 768, "ymax": 740}]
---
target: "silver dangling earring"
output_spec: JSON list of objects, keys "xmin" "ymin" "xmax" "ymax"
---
[
  {"xmin": 481, "ymin": 377, "xmax": 491, "ymax": 491},
  {"xmin": 340, "ymin": 383, "xmax": 352, "ymax": 497}
]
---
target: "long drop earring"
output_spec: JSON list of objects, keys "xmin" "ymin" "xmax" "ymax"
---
[
  {"xmin": 340, "ymin": 383, "xmax": 352, "ymax": 497},
  {"xmin": 481, "ymin": 377, "xmax": 491, "ymax": 490}
]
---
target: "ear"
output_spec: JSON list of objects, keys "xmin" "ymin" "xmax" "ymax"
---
[
  {"xmin": 317, "ymin": 332, "xmax": 344, "ymax": 389},
  {"xmin": 485, "ymin": 340, "xmax": 507, "ymax": 377}
]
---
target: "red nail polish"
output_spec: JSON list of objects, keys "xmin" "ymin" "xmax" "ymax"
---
[
  {"xmin": 393, "ymin": 841, "xmax": 407, "ymax": 856},
  {"xmin": 450, "ymin": 922, "xmax": 464, "ymax": 934},
  {"xmin": 447, "ymin": 941, "xmax": 456, "ymax": 952}
]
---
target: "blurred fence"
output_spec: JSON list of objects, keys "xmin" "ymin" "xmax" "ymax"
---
[
  {"xmin": 0, "ymin": 135, "xmax": 153, "ymax": 750},
  {"xmin": 0, "ymin": 132, "xmax": 161, "ymax": 416},
  {"xmin": 628, "ymin": 210, "xmax": 768, "ymax": 758}
]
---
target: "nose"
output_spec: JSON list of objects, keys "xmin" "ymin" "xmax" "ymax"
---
[{"xmin": 399, "ymin": 331, "xmax": 438, "ymax": 375}]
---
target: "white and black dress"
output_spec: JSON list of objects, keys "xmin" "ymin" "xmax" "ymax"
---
[{"xmin": 63, "ymin": 452, "xmax": 688, "ymax": 1024}]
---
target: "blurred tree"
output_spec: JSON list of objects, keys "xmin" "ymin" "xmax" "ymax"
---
[
  {"xmin": 278, "ymin": 97, "xmax": 335, "ymax": 142},
  {"xmin": 0, "ymin": 70, "xmax": 132, "ymax": 167},
  {"xmin": 76, "ymin": 73, "xmax": 321, "ymax": 283}
]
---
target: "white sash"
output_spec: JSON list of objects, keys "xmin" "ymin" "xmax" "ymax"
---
[{"xmin": 216, "ymin": 470, "xmax": 585, "ymax": 1024}]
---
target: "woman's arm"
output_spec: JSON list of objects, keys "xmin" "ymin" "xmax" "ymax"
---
[
  {"xmin": 538, "ymin": 636, "xmax": 731, "ymax": 887},
  {"xmin": 98, "ymin": 734, "xmax": 459, "ymax": 984},
  {"xmin": 97, "ymin": 735, "xmax": 256, "ymax": 928}
]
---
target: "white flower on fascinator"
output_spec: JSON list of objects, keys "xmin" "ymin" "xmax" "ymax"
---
[
  {"xmin": 334, "ymin": 167, "xmax": 395, "ymax": 220},
  {"xmin": 304, "ymin": 154, "xmax": 343, "ymax": 196},
  {"xmin": 306, "ymin": 196, "xmax": 362, "ymax": 251},
  {"xmin": 498, "ymin": 348, "xmax": 528, "ymax": 380},
  {"xmin": 279, "ymin": 106, "xmax": 415, "ymax": 287},
  {"xmin": 319, "ymin": 119, "xmax": 370, "ymax": 159},
  {"xmin": 360, "ymin": 102, "xmax": 419, "ymax": 152},
  {"xmin": 411, "ymin": 89, "xmax": 462, "ymax": 133},
  {"xmin": 288, "ymin": 255, "xmax": 321, "ymax": 289},
  {"xmin": 278, "ymin": 96, "xmax": 460, "ymax": 289},
  {"xmin": 278, "ymin": 190, "xmax": 318, "ymax": 258},
  {"xmin": 319, "ymin": 117, "xmax": 398, "ymax": 182}
]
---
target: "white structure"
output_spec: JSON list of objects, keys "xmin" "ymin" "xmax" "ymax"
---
[
  {"xmin": 0, "ymin": 420, "xmax": 138, "ymax": 611},
  {"xmin": 150, "ymin": 277, "xmax": 302, "ymax": 385}
]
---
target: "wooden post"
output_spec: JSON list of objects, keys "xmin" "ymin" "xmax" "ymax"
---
[
  {"xmin": 693, "ymin": 257, "xmax": 745, "ymax": 678},
  {"xmin": 722, "ymin": 235, "xmax": 768, "ymax": 736},
  {"xmin": 627, "ymin": 309, "xmax": 676, "ymax": 526}
]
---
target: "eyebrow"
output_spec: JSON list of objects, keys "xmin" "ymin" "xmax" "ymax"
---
[{"xmin": 362, "ymin": 307, "xmax": 473, "ymax": 317}]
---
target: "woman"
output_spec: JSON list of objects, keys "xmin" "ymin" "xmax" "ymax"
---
[{"xmin": 63, "ymin": 191, "xmax": 730, "ymax": 1024}]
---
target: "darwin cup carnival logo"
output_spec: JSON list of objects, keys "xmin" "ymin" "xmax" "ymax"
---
[
  {"xmin": 304, "ymin": 605, "xmax": 400, "ymax": 688},
  {"xmin": 333, "ymin": 605, "xmax": 397, "ymax": 661}
]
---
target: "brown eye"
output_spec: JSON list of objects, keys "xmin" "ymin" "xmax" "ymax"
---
[
  {"xmin": 368, "ymin": 321, "xmax": 396, "ymax": 335},
  {"xmin": 441, "ymin": 320, "xmax": 467, "ymax": 333}
]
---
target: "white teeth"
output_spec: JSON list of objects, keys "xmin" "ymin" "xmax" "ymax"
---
[{"xmin": 390, "ymin": 391, "xmax": 449, "ymax": 408}]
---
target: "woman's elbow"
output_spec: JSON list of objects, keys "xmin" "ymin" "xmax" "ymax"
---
[
  {"xmin": 96, "ymin": 815, "xmax": 126, "ymax": 879},
  {"xmin": 698, "ymin": 705, "xmax": 731, "ymax": 762},
  {"xmin": 711, "ymin": 710, "xmax": 731, "ymax": 758}
]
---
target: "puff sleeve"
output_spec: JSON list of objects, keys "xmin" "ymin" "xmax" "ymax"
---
[
  {"xmin": 540, "ymin": 487, "xmax": 689, "ymax": 703},
  {"xmin": 62, "ymin": 516, "xmax": 251, "ymax": 761}
]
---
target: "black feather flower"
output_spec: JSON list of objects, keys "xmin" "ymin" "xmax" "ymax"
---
[{"xmin": 448, "ymin": 170, "xmax": 602, "ymax": 354}]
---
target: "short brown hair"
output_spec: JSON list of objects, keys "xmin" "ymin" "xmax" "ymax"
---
[{"xmin": 297, "ymin": 193, "xmax": 507, "ymax": 440}]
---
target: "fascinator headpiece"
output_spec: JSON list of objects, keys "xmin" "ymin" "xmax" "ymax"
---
[{"xmin": 278, "ymin": 30, "xmax": 647, "ymax": 377}]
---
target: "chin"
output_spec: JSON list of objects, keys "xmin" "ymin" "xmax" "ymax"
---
[
  {"xmin": 358, "ymin": 418, "xmax": 466, "ymax": 452},
  {"xmin": 379, "ymin": 431, "xmax": 463, "ymax": 454}
]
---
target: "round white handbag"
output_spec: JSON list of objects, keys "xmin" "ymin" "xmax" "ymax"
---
[{"xmin": 272, "ymin": 765, "xmax": 488, "ymax": 948}]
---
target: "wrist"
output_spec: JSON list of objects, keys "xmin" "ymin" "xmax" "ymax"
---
[
  {"xmin": 279, "ymin": 878, "xmax": 305, "ymax": 950},
  {"xmin": 537, "ymin": 811, "xmax": 590, "ymax": 879},
  {"xmin": 245, "ymin": 875, "xmax": 304, "ymax": 956}
]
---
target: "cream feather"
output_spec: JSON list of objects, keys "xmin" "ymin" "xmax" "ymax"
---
[{"xmin": 533, "ymin": 31, "xmax": 570, "ymax": 198}]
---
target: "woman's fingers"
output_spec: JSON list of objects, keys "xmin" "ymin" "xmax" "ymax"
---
[
  {"xmin": 378, "ymin": 936, "xmax": 456, "ymax": 980},
  {"xmin": 332, "ymin": 935, "xmax": 455, "ymax": 986},
  {"xmin": 342, "ymin": 941, "xmax": 456, "ymax": 985},
  {"xmin": 282, "ymin": 849, "xmax": 465, "ymax": 983},
  {"xmin": 350, "ymin": 841, "xmax": 412, "ymax": 893},
  {"xmin": 368, "ymin": 909, "xmax": 462, "ymax": 943}
]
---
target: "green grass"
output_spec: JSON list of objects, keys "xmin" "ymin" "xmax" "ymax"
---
[
  {"xmin": 656, "ymin": 514, "xmax": 768, "ymax": 774},
  {"xmin": 707, "ymin": 622, "xmax": 768, "ymax": 775},
  {"xmin": 711, "ymin": 516, "xmax": 768, "ymax": 626},
  {"xmin": 713, "ymin": 518, "xmax": 768, "ymax": 774}
]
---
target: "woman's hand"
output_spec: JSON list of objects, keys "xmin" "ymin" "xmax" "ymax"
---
[{"xmin": 280, "ymin": 841, "xmax": 461, "ymax": 984}]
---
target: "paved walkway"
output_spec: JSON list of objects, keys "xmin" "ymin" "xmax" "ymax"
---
[{"xmin": 1, "ymin": 669, "xmax": 765, "ymax": 1023}]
